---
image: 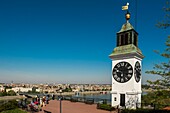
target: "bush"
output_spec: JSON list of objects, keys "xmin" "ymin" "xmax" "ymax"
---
[
  {"xmin": 0, "ymin": 92, "xmax": 7, "ymax": 96},
  {"xmin": 7, "ymin": 90, "xmax": 16, "ymax": 96},
  {"xmin": 0, "ymin": 90, "xmax": 16, "ymax": 96},
  {"xmin": 97, "ymin": 103, "xmax": 115, "ymax": 111},
  {"xmin": 0, "ymin": 100, "xmax": 18, "ymax": 112},
  {"xmin": 142, "ymin": 90, "xmax": 170, "ymax": 105},
  {"xmin": 1, "ymin": 108, "xmax": 27, "ymax": 113},
  {"xmin": 121, "ymin": 109, "xmax": 170, "ymax": 113}
]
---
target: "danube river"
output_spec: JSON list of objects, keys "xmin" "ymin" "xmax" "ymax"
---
[
  {"xmin": 71, "ymin": 91, "xmax": 147, "ymax": 104},
  {"xmin": 72, "ymin": 93, "xmax": 111, "ymax": 103}
]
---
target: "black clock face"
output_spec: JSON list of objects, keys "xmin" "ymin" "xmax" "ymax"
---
[
  {"xmin": 112, "ymin": 61, "xmax": 133, "ymax": 83},
  {"xmin": 134, "ymin": 61, "xmax": 141, "ymax": 82}
]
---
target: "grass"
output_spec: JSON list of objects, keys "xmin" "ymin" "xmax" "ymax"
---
[{"xmin": 1, "ymin": 108, "xmax": 28, "ymax": 113}]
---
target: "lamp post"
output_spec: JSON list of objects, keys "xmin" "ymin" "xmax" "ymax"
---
[{"xmin": 59, "ymin": 89, "xmax": 62, "ymax": 113}]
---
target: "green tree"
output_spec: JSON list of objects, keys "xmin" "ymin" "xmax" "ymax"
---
[
  {"xmin": 32, "ymin": 87, "xmax": 37, "ymax": 93},
  {"xmin": 146, "ymin": 36, "xmax": 170, "ymax": 89},
  {"xmin": 0, "ymin": 92, "xmax": 7, "ymax": 96},
  {"xmin": 7, "ymin": 90, "xmax": 16, "ymax": 96},
  {"xmin": 62, "ymin": 86, "xmax": 72, "ymax": 92},
  {"xmin": 146, "ymin": 0, "xmax": 170, "ymax": 89},
  {"xmin": 142, "ymin": 90, "xmax": 170, "ymax": 108},
  {"xmin": 156, "ymin": 0, "xmax": 170, "ymax": 29}
]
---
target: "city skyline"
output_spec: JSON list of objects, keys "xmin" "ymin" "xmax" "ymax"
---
[{"xmin": 0, "ymin": 0, "xmax": 169, "ymax": 84}]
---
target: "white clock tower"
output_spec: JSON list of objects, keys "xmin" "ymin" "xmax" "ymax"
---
[{"xmin": 109, "ymin": 11, "xmax": 144, "ymax": 109}]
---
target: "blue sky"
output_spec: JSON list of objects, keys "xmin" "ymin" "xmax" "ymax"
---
[{"xmin": 0, "ymin": 0, "xmax": 169, "ymax": 84}]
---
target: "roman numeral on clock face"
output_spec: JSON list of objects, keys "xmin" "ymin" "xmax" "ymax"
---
[
  {"xmin": 121, "ymin": 62, "xmax": 124, "ymax": 66},
  {"xmin": 117, "ymin": 77, "xmax": 120, "ymax": 82},
  {"xmin": 128, "ymin": 70, "xmax": 132, "ymax": 73},
  {"xmin": 114, "ymin": 74, "xmax": 118, "ymax": 79},
  {"xmin": 125, "ymin": 77, "xmax": 128, "ymax": 81},
  {"xmin": 128, "ymin": 74, "xmax": 132, "ymax": 77},
  {"xmin": 121, "ymin": 78, "xmax": 124, "ymax": 82},
  {"xmin": 127, "ymin": 66, "xmax": 131, "ymax": 69}
]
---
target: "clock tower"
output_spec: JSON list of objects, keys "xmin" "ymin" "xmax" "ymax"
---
[{"xmin": 109, "ymin": 11, "xmax": 144, "ymax": 109}]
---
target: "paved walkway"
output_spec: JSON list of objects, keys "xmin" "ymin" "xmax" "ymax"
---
[
  {"xmin": 39, "ymin": 100, "xmax": 117, "ymax": 113},
  {"xmin": 0, "ymin": 95, "xmax": 25, "ymax": 101}
]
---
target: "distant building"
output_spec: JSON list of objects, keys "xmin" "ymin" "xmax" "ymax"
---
[
  {"xmin": 0, "ymin": 85, "xmax": 5, "ymax": 92},
  {"xmin": 6, "ymin": 87, "xmax": 32, "ymax": 93},
  {"xmin": 36, "ymin": 88, "xmax": 42, "ymax": 92}
]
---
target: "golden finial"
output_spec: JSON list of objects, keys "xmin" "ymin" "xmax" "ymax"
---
[{"xmin": 126, "ymin": 11, "xmax": 130, "ymax": 21}]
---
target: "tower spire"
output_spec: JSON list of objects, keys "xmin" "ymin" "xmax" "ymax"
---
[{"xmin": 122, "ymin": 2, "xmax": 130, "ymax": 23}]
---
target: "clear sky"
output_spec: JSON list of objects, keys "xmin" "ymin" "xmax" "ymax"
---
[{"xmin": 0, "ymin": 0, "xmax": 169, "ymax": 84}]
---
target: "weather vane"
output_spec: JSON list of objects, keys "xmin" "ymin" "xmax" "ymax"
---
[
  {"xmin": 122, "ymin": 3, "xmax": 130, "ymax": 22},
  {"xmin": 122, "ymin": 2, "xmax": 129, "ymax": 10}
]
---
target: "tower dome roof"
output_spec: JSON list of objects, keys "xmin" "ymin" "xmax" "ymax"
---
[{"xmin": 118, "ymin": 22, "xmax": 134, "ymax": 33}]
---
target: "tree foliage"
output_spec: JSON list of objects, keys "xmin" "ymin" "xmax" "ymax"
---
[
  {"xmin": 146, "ymin": 36, "xmax": 170, "ymax": 89},
  {"xmin": 142, "ymin": 90, "xmax": 170, "ymax": 105},
  {"xmin": 0, "ymin": 90, "xmax": 16, "ymax": 96},
  {"xmin": 156, "ymin": 0, "xmax": 170, "ymax": 29},
  {"xmin": 7, "ymin": 90, "xmax": 16, "ymax": 96},
  {"xmin": 62, "ymin": 86, "xmax": 72, "ymax": 92},
  {"xmin": 146, "ymin": 0, "xmax": 170, "ymax": 89}
]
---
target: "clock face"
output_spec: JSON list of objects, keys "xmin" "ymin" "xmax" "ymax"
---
[
  {"xmin": 134, "ymin": 61, "xmax": 141, "ymax": 82},
  {"xmin": 112, "ymin": 61, "xmax": 133, "ymax": 83}
]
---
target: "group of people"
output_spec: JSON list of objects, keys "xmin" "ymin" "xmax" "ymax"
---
[
  {"xmin": 18, "ymin": 94, "xmax": 56, "ymax": 112},
  {"xmin": 29, "ymin": 95, "xmax": 50, "ymax": 111}
]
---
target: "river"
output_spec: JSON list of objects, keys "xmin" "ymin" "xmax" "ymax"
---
[{"xmin": 71, "ymin": 91, "xmax": 147, "ymax": 104}]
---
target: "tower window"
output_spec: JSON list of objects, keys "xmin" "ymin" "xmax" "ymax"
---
[
  {"xmin": 121, "ymin": 34, "xmax": 124, "ymax": 46},
  {"xmin": 117, "ymin": 35, "xmax": 119, "ymax": 46},
  {"xmin": 129, "ymin": 32, "xmax": 132, "ymax": 44},
  {"xmin": 134, "ymin": 34, "xmax": 138, "ymax": 47},
  {"xmin": 125, "ymin": 33, "xmax": 128, "ymax": 45}
]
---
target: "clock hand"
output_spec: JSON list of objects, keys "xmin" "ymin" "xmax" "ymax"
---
[
  {"xmin": 116, "ymin": 70, "xmax": 124, "ymax": 77},
  {"xmin": 116, "ymin": 70, "xmax": 123, "ymax": 73},
  {"xmin": 136, "ymin": 67, "xmax": 141, "ymax": 72}
]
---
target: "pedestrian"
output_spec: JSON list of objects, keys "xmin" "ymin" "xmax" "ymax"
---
[
  {"xmin": 40, "ymin": 98, "xmax": 43, "ymax": 107},
  {"xmin": 52, "ymin": 94, "xmax": 54, "ymax": 100},
  {"xmin": 42, "ymin": 96, "xmax": 46, "ymax": 107},
  {"xmin": 46, "ymin": 95, "xmax": 49, "ymax": 104}
]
